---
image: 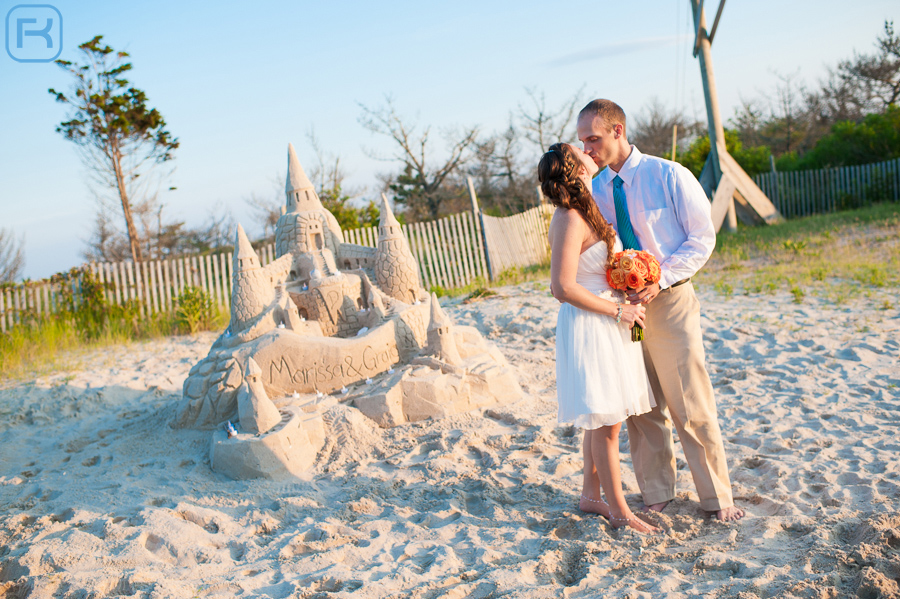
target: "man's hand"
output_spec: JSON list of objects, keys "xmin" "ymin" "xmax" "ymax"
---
[{"xmin": 626, "ymin": 281, "xmax": 661, "ymax": 304}]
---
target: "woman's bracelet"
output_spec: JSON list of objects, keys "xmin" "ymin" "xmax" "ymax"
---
[{"xmin": 615, "ymin": 304, "xmax": 623, "ymax": 324}]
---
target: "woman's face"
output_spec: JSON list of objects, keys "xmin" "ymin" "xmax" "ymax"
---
[{"xmin": 568, "ymin": 144, "xmax": 599, "ymax": 184}]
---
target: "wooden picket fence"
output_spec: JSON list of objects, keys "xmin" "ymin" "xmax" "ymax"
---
[
  {"xmin": 480, "ymin": 206, "xmax": 553, "ymax": 274},
  {"xmin": 0, "ymin": 203, "xmax": 552, "ymax": 332},
  {"xmin": 753, "ymin": 157, "xmax": 900, "ymax": 219},
  {"xmin": 344, "ymin": 210, "xmax": 490, "ymax": 291},
  {"xmin": 0, "ymin": 249, "xmax": 279, "ymax": 333}
]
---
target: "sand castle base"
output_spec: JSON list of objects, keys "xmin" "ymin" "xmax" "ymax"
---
[
  {"xmin": 352, "ymin": 328, "xmax": 523, "ymax": 427},
  {"xmin": 209, "ymin": 406, "xmax": 325, "ymax": 480}
]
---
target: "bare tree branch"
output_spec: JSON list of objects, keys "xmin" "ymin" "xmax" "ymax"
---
[
  {"xmin": 359, "ymin": 97, "xmax": 479, "ymax": 220},
  {"xmin": 516, "ymin": 86, "xmax": 584, "ymax": 152},
  {"xmin": 0, "ymin": 228, "xmax": 26, "ymax": 283}
]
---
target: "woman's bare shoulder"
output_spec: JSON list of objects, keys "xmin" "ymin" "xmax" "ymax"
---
[
  {"xmin": 549, "ymin": 207, "xmax": 589, "ymax": 247},
  {"xmin": 550, "ymin": 206, "xmax": 587, "ymax": 229}
]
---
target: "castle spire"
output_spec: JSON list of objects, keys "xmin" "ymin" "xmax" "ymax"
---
[
  {"xmin": 426, "ymin": 292, "xmax": 462, "ymax": 365},
  {"xmin": 233, "ymin": 224, "xmax": 260, "ymax": 273},
  {"xmin": 428, "ymin": 292, "xmax": 451, "ymax": 331},
  {"xmin": 237, "ymin": 357, "xmax": 282, "ymax": 435},
  {"xmin": 284, "ymin": 143, "xmax": 324, "ymax": 213},
  {"xmin": 286, "ymin": 143, "xmax": 314, "ymax": 194},
  {"xmin": 374, "ymin": 193, "xmax": 421, "ymax": 303},
  {"xmin": 378, "ymin": 193, "xmax": 401, "ymax": 236}
]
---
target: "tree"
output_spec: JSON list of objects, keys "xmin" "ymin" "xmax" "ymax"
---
[
  {"xmin": 82, "ymin": 201, "xmax": 130, "ymax": 262},
  {"xmin": 785, "ymin": 105, "xmax": 900, "ymax": 169},
  {"xmin": 462, "ymin": 88, "xmax": 587, "ymax": 216},
  {"xmin": 835, "ymin": 20, "xmax": 900, "ymax": 112},
  {"xmin": 676, "ymin": 129, "xmax": 771, "ymax": 178},
  {"xmin": 731, "ymin": 21, "xmax": 900, "ymax": 168},
  {"xmin": 359, "ymin": 97, "xmax": 479, "ymax": 221},
  {"xmin": 0, "ymin": 228, "xmax": 25, "ymax": 283},
  {"xmin": 630, "ymin": 98, "xmax": 703, "ymax": 158},
  {"xmin": 465, "ymin": 124, "xmax": 534, "ymax": 215},
  {"xmin": 49, "ymin": 35, "xmax": 179, "ymax": 264},
  {"xmin": 305, "ymin": 129, "xmax": 378, "ymax": 229},
  {"xmin": 516, "ymin": 86, "xmax": 583, "ymax": 152}
]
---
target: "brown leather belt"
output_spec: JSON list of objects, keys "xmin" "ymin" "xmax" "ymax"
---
[{"xmin": 670, "ymin": 278, "xmax": 691, "ymax": 289}]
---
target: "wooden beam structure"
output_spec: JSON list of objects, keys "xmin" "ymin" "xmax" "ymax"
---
[
  {"xmin": 690, "ymin": 0, "xmax": 783, "ymax": 232},
  {"xmin": 707, "ymin": 0, "xmax": 726, "ymax": 45}
]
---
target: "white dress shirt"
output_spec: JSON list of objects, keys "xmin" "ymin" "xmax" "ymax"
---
[{"xmin": 592, "ymin": 145, "xmax": 716, "ymax": 289}]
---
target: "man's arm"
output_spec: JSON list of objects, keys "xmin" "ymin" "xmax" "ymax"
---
[
  {"xmin": 627, "ymin": 164, "xmax": 715, "ymax": 304},
  {"xmin": 657, "ymin": 164, "xmax": 716, "ymax": 288}
]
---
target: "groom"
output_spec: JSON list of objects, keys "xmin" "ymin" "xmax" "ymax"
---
[{"xmin": 576, "ymin": 99, "xmax": 744, "ymax": 522}]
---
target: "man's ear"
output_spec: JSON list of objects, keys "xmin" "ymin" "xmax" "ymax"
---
[{"xmin": 613, "ymin": 124, "xmax": 623, "ymax": 138}]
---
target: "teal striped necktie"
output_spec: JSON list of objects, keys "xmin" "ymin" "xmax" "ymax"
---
[{"xmin": 613, "ymin": 175, "xmax": 640, "ymax": 250}]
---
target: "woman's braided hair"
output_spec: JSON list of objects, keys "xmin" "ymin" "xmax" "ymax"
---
[{"xmin": 538, "ymin": 143, "xmax": 616, "ymax": 268}]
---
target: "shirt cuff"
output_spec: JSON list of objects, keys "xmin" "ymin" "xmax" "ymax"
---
[{"xmin": 658, "ymin": 269, "xmax": 676, "ymax": 290}]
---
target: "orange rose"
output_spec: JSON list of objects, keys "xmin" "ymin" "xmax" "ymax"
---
[
  {"xmin": 626, "ymin": 271, "xmax": 642, "ymax": 289},
  {"xmin": 619, "ymin": 256, "xmax": 635, "ymax": 271},
  {"xmin": 608, "ymin": 268, "xmax": 627, "ymax": 289},
  {"xmin": 632, "ymin": 259, "xmax": 649, "ymax": 278},
  {"xmin": 637, "ymin": 252, "xmax": 661, "ymax": 283}
]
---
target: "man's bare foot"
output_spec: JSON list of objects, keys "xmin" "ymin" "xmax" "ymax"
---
[
  {"xmin": 642, "ymin": 501, "xmax": 670, "ymax": 513},
  {"xmin": 713, "ymin": 506, "xmax": 745, "ymax": 522},
  {"xmin": 579, "ymin": 494, "xmax": 611, "ymax": 518},
  {"xmin": 610, "ymin": 512, "xmax": 661, "ymax": 534}
]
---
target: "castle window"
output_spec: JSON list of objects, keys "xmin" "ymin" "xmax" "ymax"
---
[{"xmin": 344, "ymin": 260, "xmax": 351, "ymax": 269}]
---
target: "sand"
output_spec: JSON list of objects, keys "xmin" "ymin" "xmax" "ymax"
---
[{"xmin": 1, "ymin": 282, "xmax": 899, "ymax": 599}]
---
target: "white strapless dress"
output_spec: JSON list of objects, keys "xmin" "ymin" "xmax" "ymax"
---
[{"xmin": 555, "ymin": 238, "xmax": 655, "ymax": 429}]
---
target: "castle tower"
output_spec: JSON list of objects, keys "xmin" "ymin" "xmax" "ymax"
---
[
  {"xmin": 374, "ymin": 195, "xmax": 421, "ymax": 303},
  {"xmin": 230, "ymin": 224, "xmax": 292, "ymax": 334},
  {"xmin": 426, "ymin": 292, "xmax": 461, "ymax": 365},
  {"xmin": 231, "ymin": 224, "xmax": 270, "ymax": 334},
  {"xmin": 275, "ymin": 144, "xmax": 345, "ymax": 279},
  {"xmin": 237, "ymin": 358, "xmax": 282, "ymax": 434},
  {"xmin": 285, "ymin": 143, "xmax": 324, "ymax": 213}
]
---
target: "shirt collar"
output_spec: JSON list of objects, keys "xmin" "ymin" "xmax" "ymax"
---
[{"xmin": 597, "ymin": 145, "xmax": 642, "ymax": 187}]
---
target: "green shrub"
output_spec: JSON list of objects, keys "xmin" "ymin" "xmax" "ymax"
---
[{"xmin": 175, "ymin": 286, "xmax": 214, "ymax": 334}]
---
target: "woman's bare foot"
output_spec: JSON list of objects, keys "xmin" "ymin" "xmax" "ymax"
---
[
  {"xmin": 713, "ymin": 506, "xmax": 745, "ymax": 522},
  {"xmin": 610, "ymin": 512, "xmax": 661, "ymax": 534},
  {"xmin": 579, "ymin": 494, "xmax": 611, "ymax": 518}
]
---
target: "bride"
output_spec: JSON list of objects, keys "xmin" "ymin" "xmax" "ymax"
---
[{"xmin": 539, "ymin": 143, "xmax": 659, "ymax": 534}]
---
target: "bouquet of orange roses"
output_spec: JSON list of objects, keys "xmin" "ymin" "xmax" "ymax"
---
[{"xmin": 605, "ymin": 250, "xmax": 661, "ymax": 342}]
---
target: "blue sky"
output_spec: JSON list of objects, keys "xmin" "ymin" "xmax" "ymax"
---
[{"xmin": 2, "ymin": 0, "xmax": 897, "ymax": 280}]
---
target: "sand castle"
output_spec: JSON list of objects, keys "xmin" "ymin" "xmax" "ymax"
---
[{"xmin": 173, "ymin": 144, "xmax": 522, "ymax": 479}]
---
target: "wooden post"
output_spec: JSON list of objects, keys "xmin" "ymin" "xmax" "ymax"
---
[
  {"xmin": 690, "ymin": 0, "xmax": 781, "ymax": 231},
  {"xmin": 671, "ymin": 124, "xmax": 678, "ymax": 162},
  {"xmin": 466, "ymin": 176, "xmax": 493, "ymax": 281}
]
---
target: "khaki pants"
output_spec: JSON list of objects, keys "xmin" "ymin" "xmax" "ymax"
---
[{"xmin": 626, "ymin": 282, "xmax": 734, "ymax": 511}]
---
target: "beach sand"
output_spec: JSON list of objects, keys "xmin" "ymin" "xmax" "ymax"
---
[{"xmin": 1, "ymin": 282, "xmax": 899, "ymax": 598}]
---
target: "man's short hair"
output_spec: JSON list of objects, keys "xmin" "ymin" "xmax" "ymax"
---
[{"xmin": 579, "ymin": 99, "xmax": 627, "ymax": 134}]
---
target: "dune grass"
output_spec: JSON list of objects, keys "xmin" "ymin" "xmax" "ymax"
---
[
  {"xmin": 431, "ymin": 261, "xmax": 552, "ymax": 299},
  {"xmin": 0, "ymin": 284, "xmax": 228, "ymax": 384},
  {"xmin": 696, "ymin": 202, "xmax": 900, "ymax": 301},
  {"xmin": 4, "ymin": 203, "xmax": 896, "ymax": 380},
  {"xmin": 437, "ymin": 203, "xmax": 899, "ymax": 304}
]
